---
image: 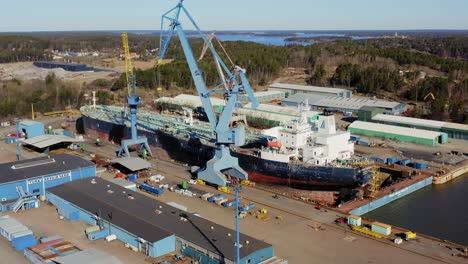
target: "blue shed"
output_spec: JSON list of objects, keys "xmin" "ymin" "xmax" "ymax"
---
[
  {"xmin": 46, "ymin": 178, "xmax": 277, "ymax": 263},
  {"xmin": 0, "ymin": 154, "xmax": 96, "ymax": 208},
  {"xmin": 19, "ymin": 120, "xmax": 44, "ymax": 139}
]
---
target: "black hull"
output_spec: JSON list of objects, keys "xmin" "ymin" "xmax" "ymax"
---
[{"xmin": 81, "ymin": 114, "xmax": 369, "ymax": 188}]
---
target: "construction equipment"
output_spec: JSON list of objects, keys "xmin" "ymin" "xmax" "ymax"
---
[
  {"xmin": 403, "ymin": 231, "xmax": 417, "ymax": 240},
  {"xmin": 217, "ymin": 186, "xmax": 231, "ymax": 194},
  {"xmin": 158, "ymin": 0, "xmax": 258, "ymax": 187},
  {"xmin": 158, "ymin": 3, "xmax": 258, "ymax": 263},
  {"xmin": 118, "ymin": 33, "xmax": 152, "ymax": 158}
]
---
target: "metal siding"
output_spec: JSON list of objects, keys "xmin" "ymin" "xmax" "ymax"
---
[
  {"xmin": 350, "ymin": 176, "xmax": 433, "ymax": 216},
  {"xmin": 240, "ymin": 246, "xmax": 274, "ymax": 264},
  {"xmin": 151, "ymin": 235, "xmax": 176, "ymax": 257},
  {"xmin": 47, "ymin": 192, "xmax": 173, "ymax": 256},
  {"xmin": 348, "ymin": 127, "xmax": 436, "ymax": 146}
]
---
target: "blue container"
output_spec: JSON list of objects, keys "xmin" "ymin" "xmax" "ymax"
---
[
  {"xmin": 358, "ymin": 140, "xmax": 369, "ymax": 146},
  {"xmin": 12, "ymin": 234, "xmax": 37, "ymax": 251},
  {"xmin": 222, "ymin": 200, "xmax": 239, "ymax": 207},
  {"xmin": 63, "ymin": 130, "xmax": 73, "ymax": 137},
  {"xmin": 208, "ymin": 194, "xmax": 223, "ymax": 203},
  {"xmin": 350, "ymin": 136, "xmax": 360, "ymax": 142},
  {"xmin": 399, "ymin": 159, "xmax": 411, "ymax": 166},
  {"xmin": 127, "ymin": 174, "xmax": 138, "ymax": 182},
  {"xmin": 386, "ymin": 157, "xmax": 400, "ymax": 164},
  {"xmin": 139, "ymin": 183, "xmax": 164, "ymax": 195},
  {"xmin": 413, "ymin": 162, "xmax": 427, "ymax": 170}
]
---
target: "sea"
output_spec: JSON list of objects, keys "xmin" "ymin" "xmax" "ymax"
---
[{"xmin": 365, "ymin": 174, "xmax": 468, "ymax": 246}]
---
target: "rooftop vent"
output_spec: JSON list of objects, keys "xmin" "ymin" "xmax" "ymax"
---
[
  {"xmin": 11, "ymin": 158, "xmax": 56, "ymax": 170},
  {"xmin": 107, "ymin": 190, "xmax": 114, "ymax": 194}
]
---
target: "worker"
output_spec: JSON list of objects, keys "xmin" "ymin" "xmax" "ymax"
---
[
  {"xmin": 95, "ymin": 138, "xmax": 101, "ymax": 146},
  {"xmin": 81, "ymin": 143, "xmax": 87, "ymax": 152},
  {"xmin": 142, "ymin": 148, "xmax": 148, "ymax": 160}
]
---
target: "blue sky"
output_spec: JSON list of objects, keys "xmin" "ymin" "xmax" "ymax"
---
[{"xmin": 1, "ymin": 0, "xmax": 467, "ymax": 32}]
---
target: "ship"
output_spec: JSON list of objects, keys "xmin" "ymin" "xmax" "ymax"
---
[{"xmin": 79, "ymin": 104, "xmax": 370, "ymax": 189}]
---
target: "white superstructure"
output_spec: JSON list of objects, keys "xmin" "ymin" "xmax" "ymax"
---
[{"xmin": 260, "ymin": 113, "xmax": 354, "ymax": 166}]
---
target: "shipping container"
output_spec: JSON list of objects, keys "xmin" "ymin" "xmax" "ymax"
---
[
  {"xmin": 216, "ymin": 198, "xmax": 228, "ymax": 205},
  {"xmin": 347, "ymin": 215, "xmax": 362, "ymax": 226},
  {"xmin": 371, "ymin": 222, "xmax": 391, "ymax": 236},
  {"xmin": 386, "ymin": 157, "xmax": 400, "ymax": 164},
  {"xmin": 208, "ymin": 194, "xmax": 223, "ymax": 203},
  {"xmin": 412, "ymin": 162, "xmax": 427, "ymax": 170},
  {"xmin": 139, "ymin": 183, "xmax": 164, "ymax": 195},
  {"xmin": 358, "ymin": 140, "xmax": 369, "ymax": 146},
  {"xmin": 222, "ymin": 199, "xmax": 239, "ymax": 207},
  {"xmin": 398, "ymin": 159, "xmax": 411, "ymax": 166},
  {"xmin": 201, "ymin": 193, "xmax": 213, "ymax": 201},
  {"xmin": 12, "ymin": 234, "xmax": 37, "ymax": 251}
]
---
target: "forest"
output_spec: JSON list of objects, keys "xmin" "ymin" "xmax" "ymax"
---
[{"xmin": 0, "ymin": 33, "xmax": 467, "ymax": 122}]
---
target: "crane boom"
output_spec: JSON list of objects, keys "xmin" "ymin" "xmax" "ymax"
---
[
  {"xmin": 122, "ymin": 33, "xmax": 136, "ymax": 98},
  {"xmin": 158, "ymin": 0, "xmax": 258, "ymax": 187}
]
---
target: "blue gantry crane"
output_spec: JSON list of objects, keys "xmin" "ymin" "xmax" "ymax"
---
[
  {"xmin": 158, "ymin": 0, "xmax": 259, "ymax": 187},
  {"xmin": 158, "ymin": 3, "xmax": 258, "ymax": 263},
  {"xmin": 118, "ymin": 33, "xmax": 152, "ymax": 158}
]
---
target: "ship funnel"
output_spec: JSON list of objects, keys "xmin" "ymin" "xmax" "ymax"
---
[{"xmin": 318, "ymin": 114, "xmax": 336, "ymax": 135}]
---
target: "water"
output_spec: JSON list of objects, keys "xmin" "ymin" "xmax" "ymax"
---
[{"xmin": 365, "ymin": 174, "xmax": 468, "ymax": 246}]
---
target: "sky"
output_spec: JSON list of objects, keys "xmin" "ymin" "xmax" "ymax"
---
[{"xmin": 1, "ymin": 0, "xmax": 468, "ymax": 32}]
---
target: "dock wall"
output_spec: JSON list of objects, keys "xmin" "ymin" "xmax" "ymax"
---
[
  {"xmin": 350, "ymin": 176, "xmax": 433, "ymax": 216},
  {"xmin": 433, "ymin": 164, "xmax": 468, "ymax": 184}
]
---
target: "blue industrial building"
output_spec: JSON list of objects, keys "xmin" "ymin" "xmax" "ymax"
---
[
  {"xmin": 46, "ymin": 178, "xmax": 275, "ymax": 264},
  {"xmin": 0, "ymin": 154, "xmax": 95, "ymax": 212},
  {"xmin": 19, "ymin": 120, "xmax": 44, "ymax": 139},
  {"xmin": 33, "ymin": 61, "xmax": 94, "ymax": 72}
]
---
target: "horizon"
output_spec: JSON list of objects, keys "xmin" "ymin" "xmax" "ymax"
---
[
  {"xmin": 1, "ymin": 0, "xmax": 468, "ymax": 32},
  {"xmin": 1, "ymin": 29, "xmax": 468, "ymax": 34}
]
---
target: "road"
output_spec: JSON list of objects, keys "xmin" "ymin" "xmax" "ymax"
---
[{"xmin": 81, "ymin": 139, "xmax": 466, "ymax": 264}]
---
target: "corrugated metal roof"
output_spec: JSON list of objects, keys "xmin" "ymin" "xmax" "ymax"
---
[
  {"xmin": 23, "ymin": 135, "xmax": 80, "ymax": 149},
  {"xmin": 281, "ymin": 93, "xmax": 326, "ymax": 105},
  {"xmin": 0, "ymin": 154, "xmax": 94, "ymax": 185},
  {"xmin": 349, "ymin": 121, "xmax": 441, "ymax": 140},
  {"xmin": 47, "ymin": 178, "xmax": 272, "ymax": 261},
  {"xmin": 111, "ymin": 157, "xmax": 151, "ymax": 172},
  {"xmin": 442, "ymin": 122, "xmax": 468, "ymax": 131},
  {"xmin": 270, "ymin": 83, "xmax": 349, "ymax": 94},
  {"xmin": 315, "ymin": 96, "xmax": 400, "ymax": 110},
  {"xmin": 283, "ymin": 94, "xmax": 402, "ymax": 110},
  {"xmin": 372, "ymin": 114, "xmax": 445, "ymax": 129}
]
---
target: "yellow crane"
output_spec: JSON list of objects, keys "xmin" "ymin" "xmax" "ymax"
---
[
  {"xmin": 122, "ymin": 32, "xmax": 134, "ymax": 94},
  {"xmin": 423, "ymin": 92, "xmax": 435, "ymax": 101}
]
